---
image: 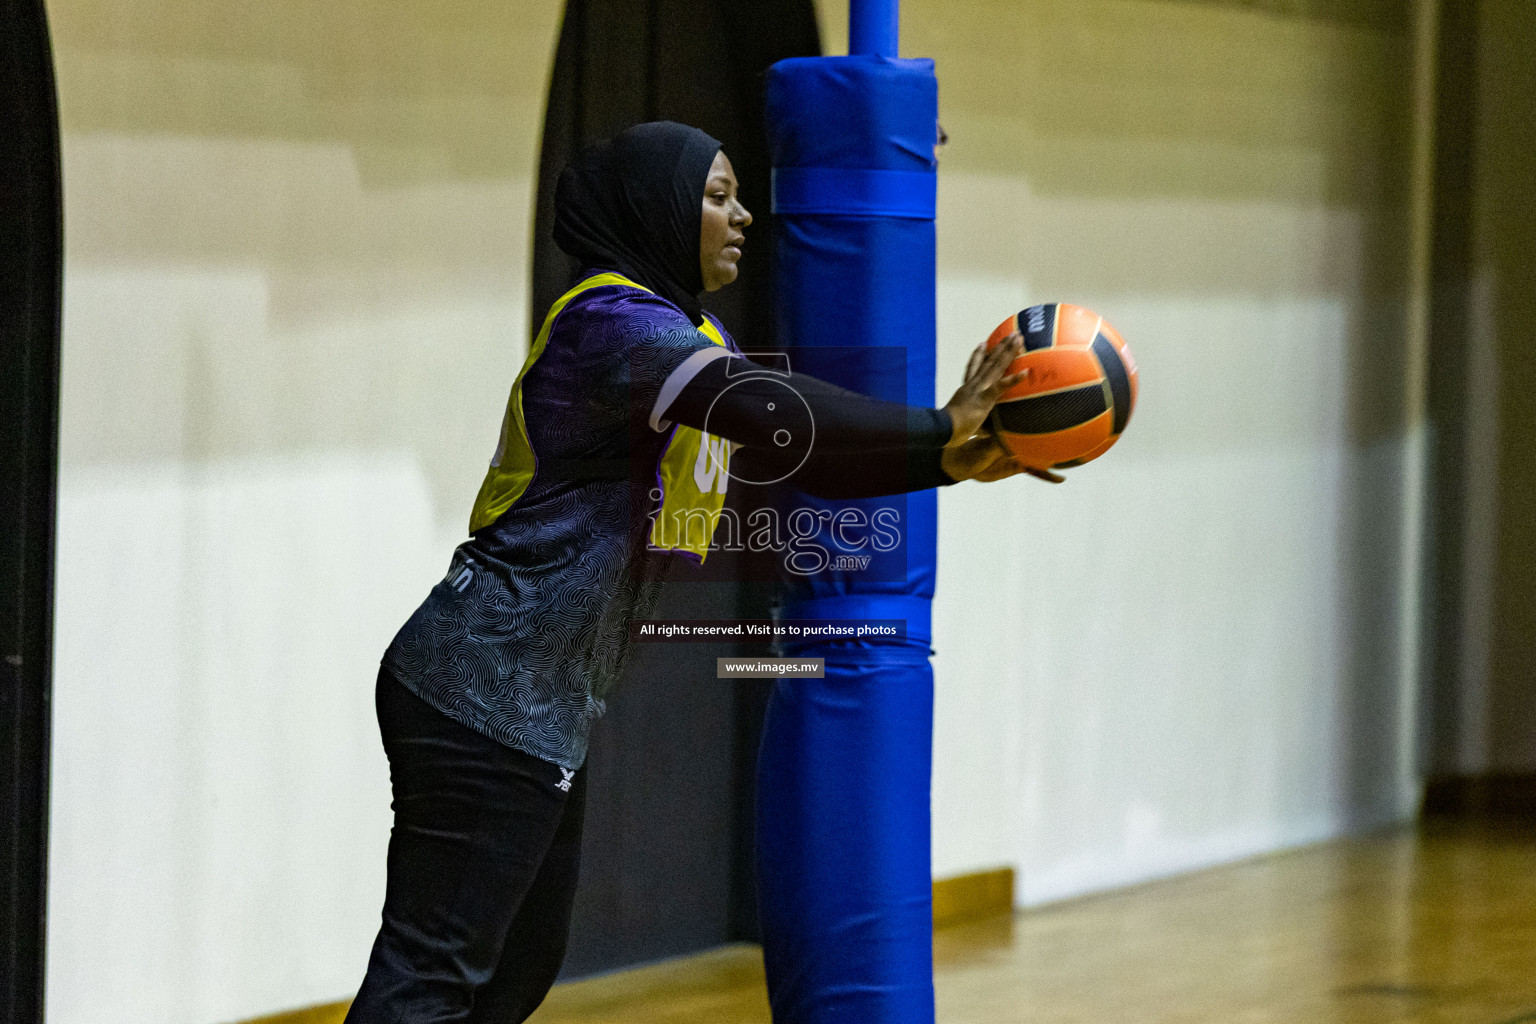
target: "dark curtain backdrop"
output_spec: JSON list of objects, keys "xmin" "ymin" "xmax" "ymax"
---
[
  {"xmin": 0, "ymin": 0, "xmax": 63, "ymax": 1020},
  {"xmin": 533, "ymin": 0, "xmax": 821, "ymax": 977},
  {"xmin": 1423, "ymin": 0, "xmax": 1478, "ymax": 778}
]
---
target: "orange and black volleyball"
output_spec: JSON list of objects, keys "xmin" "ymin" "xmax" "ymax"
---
[{"xmin": 985, "ymin": 303, "xmax": 1139, "ymax": 470}]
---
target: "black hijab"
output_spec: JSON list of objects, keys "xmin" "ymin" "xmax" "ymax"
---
[{"xmin": 553, "ymin": 121, "xmax": 722, "ymax": 326}]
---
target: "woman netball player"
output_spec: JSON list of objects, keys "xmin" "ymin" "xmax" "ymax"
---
[{"xmin": 344, "ymin": 121, "xmax": 1042, "ymax": 1023}]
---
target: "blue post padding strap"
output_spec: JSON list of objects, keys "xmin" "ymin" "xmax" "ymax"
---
[
  {"xmin": 758, "ymin": 55, "xmax": 940, "ymax": 1024},
  {"xmin": 772, "ymin": 168, "xmax": 936, "ymax": 219}
]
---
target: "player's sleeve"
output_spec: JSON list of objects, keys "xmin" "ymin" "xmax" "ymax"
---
[
  {"xmin": 625, "ymin": 322, "xmax": 732, "ymax": 430},
  {"xmin": 646, "ymin": 344, "xmax": 736, "ymax": 432},
  {"xmin": 659, "ymin": 355, "xmax": 952, "ymax": 450},
  {"xmin": 656, "ymin": 354, "xmax": 958, "ymax": 496}
]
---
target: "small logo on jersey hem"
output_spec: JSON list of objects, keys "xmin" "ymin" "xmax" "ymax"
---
[{"xmin": 557, "ymin": 768, "xmax": 575, "ymax": 792}]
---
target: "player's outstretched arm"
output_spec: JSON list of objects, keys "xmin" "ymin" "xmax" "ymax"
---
[
  {"xmin": 663, "ymin": 330, "xmax": 1020, "ymax": 455},
  {"xmin": 656, "ymin": 331, "xmax": 1048, "ymax": 499},
  {"xmin": 663, "ymin": 354, "xmax": 952, "ymax": 455}
]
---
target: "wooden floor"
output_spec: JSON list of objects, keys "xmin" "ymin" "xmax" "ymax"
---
[{"xmin": 526, "ymin": 820, "xmax": 1536, "ymax": 1024}]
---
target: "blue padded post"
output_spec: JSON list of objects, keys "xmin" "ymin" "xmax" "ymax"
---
[
  {"xmin": 849, "ymin": 0, "xmax": 900, "ymax": 57},
  {"xmin": 756, "ymin": 56, "xmax": 938, "ymax": 1024}
]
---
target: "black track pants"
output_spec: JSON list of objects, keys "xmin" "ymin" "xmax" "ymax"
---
[{"xmin": 345, "ymin": 669, "xmax": 587, "ymax": 1024}]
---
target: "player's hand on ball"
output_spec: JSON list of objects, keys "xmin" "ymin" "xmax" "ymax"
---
[
  {"xmin": 940, "ymin": 433, "xmax": 1008, "ymax": 481},
  {"xmin": 941, "ymin": 430, "xmax": 1066, "ymax": 484},
  {"xmin": 943, "ymin": 332, "xmax": 1027, "ymax": 447},
  {"xmin": 937, "ymin": 431, "xmax": 1036, "ymax": 483}
]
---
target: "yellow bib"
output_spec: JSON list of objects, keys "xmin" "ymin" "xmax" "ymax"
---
[{"xmin": 469, "ymin": 273, "xmax": 732, "ymax": 562}]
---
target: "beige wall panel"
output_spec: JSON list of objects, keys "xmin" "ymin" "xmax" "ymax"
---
[
  {"xmin": 44, "ymin": 1, "xmax": 564, "ymax": 1021},
  {"xmin": 811, "ymin": 0, "xmax": 1425, "ymax": 898}
]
